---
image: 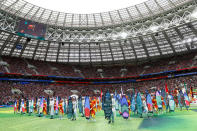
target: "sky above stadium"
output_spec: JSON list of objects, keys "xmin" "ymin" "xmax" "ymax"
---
[{"xmin": 26, "ymin": 0, "xmax": 147, "ymax": 14}]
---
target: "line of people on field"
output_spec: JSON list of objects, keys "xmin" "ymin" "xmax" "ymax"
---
[{"xmin": 14, "ymin": 86, "xmax": 191, "ymax": 124}]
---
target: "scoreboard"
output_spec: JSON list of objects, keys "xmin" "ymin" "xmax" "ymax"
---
[{"xmin": 17, "ymin": 19, "xmax": 47, "ymax": 40}]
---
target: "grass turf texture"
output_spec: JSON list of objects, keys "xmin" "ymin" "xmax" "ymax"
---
[{"xmin": 0, "ymin": 108, "xmax": 197, "ymax": 131}]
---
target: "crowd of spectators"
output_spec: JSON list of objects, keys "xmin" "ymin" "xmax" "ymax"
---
[
  {"xmin": 0, "ymin": 75, "xmax": 196, "ymax": 105},
  {"xmin": 0, "ymin": 52, "xmax": 197, "ymax": 105},
  {"xmin": 0, "ymin": 53, "xmax": 196, "ymax": 78}
]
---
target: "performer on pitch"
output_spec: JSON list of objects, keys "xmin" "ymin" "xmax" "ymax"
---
[
  {"xmin": 178, "ymin": 90, "xmax": 185, "ymax": 111},
  {"xmin": 29, "ymin": 98, "xmax": 34, "ymax": 116},
  {"xmin": 156, "ymin": 91, "xmax": 163, "ymax": 114},
  {"xmin": 82, "ymin": 97, "xmax": 85, "ymax": 117},
  {"xmin": 59, "ymin": 99, "xmax": 64, "ymax": 120},
  {"xmin": 78, "ymin": 96, "xmax": 83, "ymax": 117},
  {"xmin": 120, "ymin": 95, "xmax": 129, "ymax": 119},
  {"xmin": 112, "ymin": 95, "xmax": 116, "ymax": 118},
  {"xmin": 50, "ymin": 97, "xmax": 55, "ymax": 119},
  {"xmin": 184, "ymin": 92, "xmax": 190, "ymax": 110},
  {"xmin": 67, "ymin": 97, "xmax": 74, "ymax": 120},
  {"xmin": 38, "ymin": 98, "xmax": 43, "ymax": 117},
  {"xmin": 90, "ymin": 97, "xmax": 96, "ymax": 121},
  {"xmin": 136, "ymin": 92, "xmax": 143, "ymax": 118},
  {"xmin": 103, "ymin": 91, "xmax": 114, "ymax": 123},
  {"xmin": 43, "ymin": 99, "xmax": 47, "ymax": 117},
  {"xmin": 168, "ymin": 94, "xmax": 175, "ymax": 112},
  {"xmin": 72, "ymin": 97, "xmax": 77, "ymax": 120},
  {"xmin": 146, "ymin": 91, "xmax": 153, "ymax": 118},
  {"xmin": 84, "ymin": 96, "xmax": 90, "ymax": 120}
]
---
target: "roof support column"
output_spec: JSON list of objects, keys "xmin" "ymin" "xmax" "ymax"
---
[
  {"xmin": 98, "ymin": 43, "xmax": 103, "ymax": 65},
  {"xmin": 118, "ymin": 41, "xmax": 126, "ymax": 64},
  {"xmin": 128, "ymin": 39, "xmax": 137, "ymax": 60},
  {"xmin": 174, "ymin": 27, "xmax": 190, "ymax": 51},
  {"xmin": 32, "ymin": 40, "xmax": 40, "ymax": 60},
  {"xmin": 139, "ymin": 36, "xmax": 150, "ymax": 58},
  {"xmin": 56, "ymin": 42, "xmax": 61, "ymax": 62},
  {"xmin": 108, "ymin": 42, "xmax": 114, "ymax": 64},
  {"xmin": 162, "ymin": 31, "xmax": 176, "ymax": 54},
  {"xmin": 44, "ymin": 41, "xmax": 51, "ymax": 61},
  {"xmin": 151, "ymin": 34, "xmax": 162, "ymax": 55},
  {"xmin": 19, "ymin": 38, "xmax": 31, "ymax": 57}
]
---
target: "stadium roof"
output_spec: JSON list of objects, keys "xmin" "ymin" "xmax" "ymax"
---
[
  {"xmin": 25, "ymin": 0, "xmax": 148, "ymax": 14},
  {"xmin": 0, "ymin": 0, "xmax": 197, "ymax": 65},
  {"xmin": 0, "ymin": 0, "xmax": 192, "ymax": 27}
]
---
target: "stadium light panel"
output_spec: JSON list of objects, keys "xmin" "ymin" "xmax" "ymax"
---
[
  {"xmin": 120, "ymin": 32, "xmax": 128, "ymax": 39},
  {"xmin": 149, "ymin": 25, "xmax": 159, "ymax": 32},
  {"xmin": 191, "ymin": 8, "xmax": 197, "ymax": 18}
]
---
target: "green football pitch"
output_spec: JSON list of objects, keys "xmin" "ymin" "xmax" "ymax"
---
[{"xmin": 0, "ymin": 108, "xmax": 197, "ymax": 131}]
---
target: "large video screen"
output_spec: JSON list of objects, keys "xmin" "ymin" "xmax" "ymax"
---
[{"xmin": 17, "ymin": 19, "xmax": 47, "ymax": 40}]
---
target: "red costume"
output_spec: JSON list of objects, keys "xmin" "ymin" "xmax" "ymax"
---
[
  {"xmin": 97, "ymin": 98, "xmax": 101, "ymax": 111},
  {"xmin": 152, "ymin": 97, "xmax": 158, "ymax": 111},
  {"xmin": 90, "ymin": 98, "xmax": 96, "ymax": 118},
  {"xmin": 59, "ymin": 101, "xmax": 64, "ymax": 115},
  {"xmin": 43, "ymin": 100, "xmax": 47, "ymax": 115}
]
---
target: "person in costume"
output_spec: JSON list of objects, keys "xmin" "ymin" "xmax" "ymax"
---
[
  {"xmin": 116, "ymin": 94, "xmax": 122, "ymax": 116},
  {"xmin": 142, "ymin": 95, "xmax": 148, "ymax": 114},
  {"xmin": 29, "ymin": 99, "xmax": 34, "ymax": 116},
  {"xmin": 78, "ymin": 96, "xmax": 83, "ymax": 116},
  {"xmin": 38, "ymin": 98, "xmax": 43, "ymax": 117},
  {"xmin": 103, "ymin": 91, "xmax": 114, "ymax": 123},
  {"xmin": 84, "ymin": 96, "xmax": 90, "ymax": 120},
  {"xmin": 146, "ymin": 91, "xmax": 153, "ymax": 117},
  {"xmin": 178, "ymin": 90, "xmax": 185, "ymax": 111},
  {"xmin": 17, "ymin": 100, "xmax": 19, "ymax": 113},
  {"xmin": 28, "ymin": 99, "xmax": 31, "ymax": 115},
  {"xmin": 168, "ymin": 94, "xmax": 175, "ymax": 112},
  {"xmin": 67, "ymin": 97, "xmax": 74, "ymax": 120},
  {"xmin": 136, "ymin": 92, "xmax": 143, "ymax": 118},
  {"xmin": 47, "ymin": 96, "xmax": 50, "ymax": 115},
  {"xmin": 64, "ymin": 98, "xmax": 67, "ymax": 115},
  {"xmin": 24, "ymin": 99, "xmax": 27, "ymax": 113},
  {"xmin": 102, "ymin": 94, "xmax": 105, "ymax": 110},
  {"xmin": 18, "ymin": 99, "xmax": 21, "ymax": 113},
  {"xmin": 43, "ymin": 99, "xmax": 47, "ymax": 116},
  {"xmin": 156, "ymin": 91, "xmax": 163, "ymax": 114},
  {"xmin": 165, "ymin": 92, "xmax": 170, "ymax": 112},
  {"xmin": 121, "ymin": 95, "xmax": 129, "ymax": 119},
  {"xmin": 131, "ymin": 93, "xmax": 136, "ymax": 114},
  {"xmin": 184, "ymin": 92, "xmax": 190, "ymax": 110},
  {"xmin": 126, "ymin": 95, "xmax": 131, "ymax": 118},
  {"xmin": 82, "ymin": 97, "xmax": 85, "ymax": 117},
  {"xmin": 90, "ymin": 97, "xmax": 97, "ymax": 121},
  {"xmin": 161, "ymin": 88, "xmax": 167, "ymax": 112},
  {"xmin": 152, "ymin": 96, "xmax": 158, "ymax": 113},
  {"xmin": 97, "ymin": 97, "xmax": 101, "ymax": 112},
  {"xmin": 36, "ymin": 98, "xmax": 40, "ymax": 114},
  {"xmin": 55, "ymin": 97, "xmax": 59, "ymax": 115},
  {"xmin": 115, "ymin": 94, "xmax": 120, "ymax": 114},
  {"xmin": 112, "ymin": 95, "xmax": 116, "ymax": 118},
  {"xmin": 173, "ymin": 89, "xmax": 179, "ymax": 108},
  {"xmin": 50, "ymin": 97, "xmax": 55, "ymax": 119},
  {"xmin": 72, "ymin": 97, "xmax": 77, "ymax": 120},
  {"xmin": 62, "ymin": 98, "xmax": 65, "ymax": 116},
  {"xmin": 34, "ymin": 97, "xmax": 38, "ymax": 113},
  {"xmin": 59, "ymin": 99, "xmax": 64, "ymax": 120},
  {"xmin": 20, "ymin": 99, "xmax": 25, "ymax": 114},
  {"xmin": 14, "ymin": 100, "xmax": 17, "ymax": 114}
]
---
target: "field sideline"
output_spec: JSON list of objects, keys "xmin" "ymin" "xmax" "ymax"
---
[{"xmin": 0, "ymin": 107, "xmax": 197, "ymax": 131}]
